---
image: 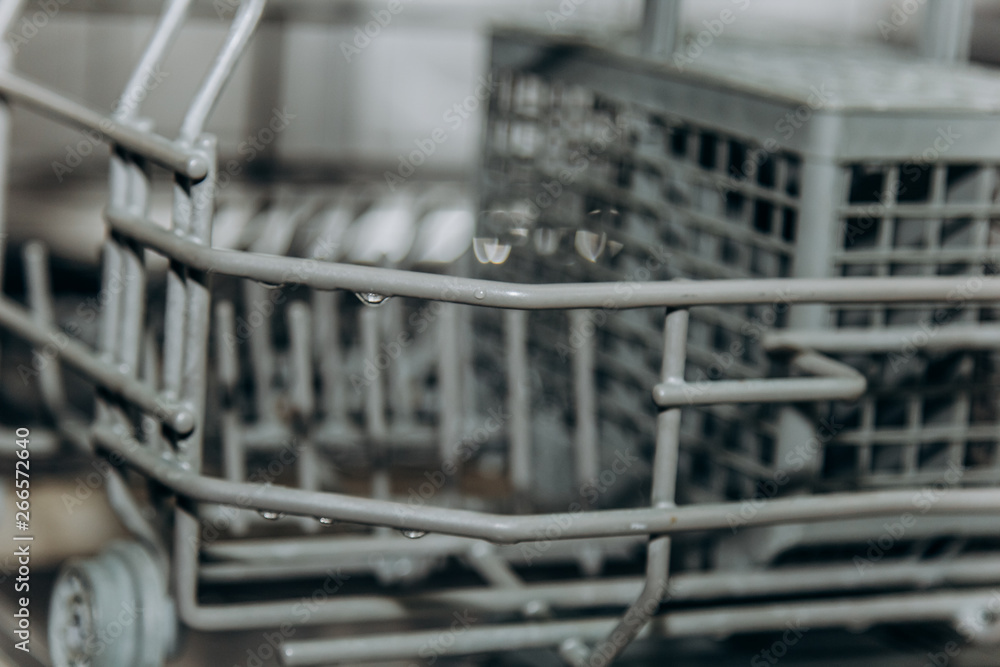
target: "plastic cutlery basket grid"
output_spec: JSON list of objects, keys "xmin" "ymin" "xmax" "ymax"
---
[{"xmin": 0, "ymin": 3, "xmax": 999, "ymax": 666}]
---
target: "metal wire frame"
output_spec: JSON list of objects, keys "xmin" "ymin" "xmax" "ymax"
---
[
  {"xmin": 6, "ymin": 260, "xmax": 1000, "ymax": 666},
  {"xmin": 1, "ymin": 1, "xmax": 1000, "ymax": 665}
]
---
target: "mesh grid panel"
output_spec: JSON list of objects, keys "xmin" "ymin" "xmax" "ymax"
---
[{"xmin": 479, "ymin": 67, "xmax": 801, "ymax": 504}]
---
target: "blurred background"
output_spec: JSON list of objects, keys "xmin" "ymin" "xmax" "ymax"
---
[
  {"xmin": 5, "ymin": 1, "xmax": 1000, "ymax": 665},
  {"xmin": 10, "ymin": 0, "xmax": 1000, "ymax": 263}
]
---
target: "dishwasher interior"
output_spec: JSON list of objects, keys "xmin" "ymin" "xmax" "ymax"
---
[{"xmin": 1, "ymin": 1, "xmax": 1000, "ymax": 666}]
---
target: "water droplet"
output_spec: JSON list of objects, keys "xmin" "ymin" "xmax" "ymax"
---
[
  {"xmin": 316, "ymin": 516, "xmax": 335, "ymax": 525},
  {"xmin": 258, "ymin": 510, "xmax": 284, "ymax": 521},
  {"xmin": 533, "ymin": 228, "xmax": 562, "ymax": 256},
  {"xmin": 260, "ymin": 282, "xmax": 284, "ymax": 290},
  {"xmin": 400, "ymin": 529, "xmax": 427, "ymax": 539},
  {"xmin": 523, "ymin": 599, "xmax": 547, "ymax": 618},
  {"xmin": 472, "ymin": 237, "xmax": 512, "ymax": 264},
  {"xmin": 355, "ymin": 292, "xmax": 390, "ymax": 306},
  {"xmin": 508, "ymin": 227, "xmax": 530, "ymax": 245},
  {"xmin": 574, "ymin": 230, "xmax": 607, "ymax": 262},
  {"xmin": 474, "ymin": 289, "xmax": 485, "ymax": 300}
]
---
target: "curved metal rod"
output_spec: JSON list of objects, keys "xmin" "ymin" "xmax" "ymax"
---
[
  {"xmin": 0, "ymin": 296, "xmax": 195, "ymax": 434},
  {"xmin": 0, "ymin": 71, "xmax": 207, "ymax": 178},
  {"xmin": 764, "ymin": 323, "xmax": 1000, "ymax": 354},
  {"xmin": 179, "ymin": 0, "xmax": 266, "ymax": 143},
  {"xmin": 278, "ymin": 588, "xmax": 1000, "ymax": 666},
  {"xmin": 95, "ymin": 427, "xmax": 1000, "ymax": 544},
  {"xmin": 107, "ymin": 208, "xmax": 1000, "ymax": 310},
  {"xmin": 653, "ymin": 349, "xmax": 867, "ymax": 407},
  {"xmin": 104, "ymin": 467, "xmax": 167, "ymax": 559},
  {"xmin": 195, "ymin": 551, "xmax": 1000, "ymax": 604},
  {"xmin": 115, "ymin": 0, "xmax": 193, "ymax": 123}
]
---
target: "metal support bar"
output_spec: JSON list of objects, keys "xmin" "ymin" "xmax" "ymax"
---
[
  {"xmin": 106, "ymin": 208, "xmax": 1000, "ymax": 310},
  {"xmin": 588, "ymin": 307, "xmax": 689, "ymax": 664},
  {"xmin": 0, "ymin": 71, "xmax": 206, "ymax": 179},
  {"xmin": 278, "ymin": 589, "xmax": 1000, "ymax": 666},
  {"xmin": 920, "ymin": 0, "xmax": 973, "ymax": 62},
  {"xmin": 93, "ymin": 424, "xmax": 1000, "ymax": 544},
  {"xmin": 438, "ymin": 302, "xmax": 462, "ymax": 465},
  {"xmin": 0, "ymin": 296, "xmax": 193, "ymax": 432},
  {"xmin": 506, "ymin": 309, "xmax": 531, "ymax": 496},
  {"xmin": 640, "ymin": 0, "xmax": 682, "ymax": 59},
  {"xmin": 115, "ymin": 0, "xmax": 192, "ymax": 124},
  {"xmin": 765, "ymin": 324, "xmax": 1000, "ymax": 354},
  {"xmin": 463, "ymin": 544, "xmax": 551, "ymax": 623},
  {"xmin": 570, "ymin": 309, "xmax": 599, "ymax": 487},
  {"xmin": 178, "ymin": 0, "xmax": 266, "ymax": 143},
  {"xmin": 176, "ymin": 135, "xmax": 217, "ymax": 469},
  {"xmin": 653, "ymin": 348, "xmax": 865, "ymax": 407},
  {"xmin": 23, "ymin": 242, "xmax": 66, "ymax": 414},
  {"xmin": 190, "ymin": 537, "xmax": 1000, "ymax": 629},
  {"xmin": 197, "ymin": 551, "xmax": 1000, "ymax": 604}
]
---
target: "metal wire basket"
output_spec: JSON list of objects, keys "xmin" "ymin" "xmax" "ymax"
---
[{"xmin": 0, "ymin": 1, "xmax": 999, "ymax": 666}]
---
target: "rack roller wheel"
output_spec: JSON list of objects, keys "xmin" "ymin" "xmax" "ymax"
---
[{"xmin": 48, "ymin": 540, "xmax": 175, "ymax": 667}]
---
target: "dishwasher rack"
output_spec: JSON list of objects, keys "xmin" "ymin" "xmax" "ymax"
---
[{"xmin": 0, "ymin": 1, "xmax": 1000, "ymax": 666}]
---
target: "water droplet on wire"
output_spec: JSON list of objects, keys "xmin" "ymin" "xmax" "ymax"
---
[
  {"xmin": 400, "ymin": 529, "xmax": 427, "ymax": 539},
  {"xmin": 316, "ymin": 517, "xmax": 335, "ymax": 526},
  {"xmin": 258, "ymin": 510, "xmax": 284, "ymax": 521},
  {"xmin": 355, "ymin": 292, "xmax": 390, "ymax": 306}
]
